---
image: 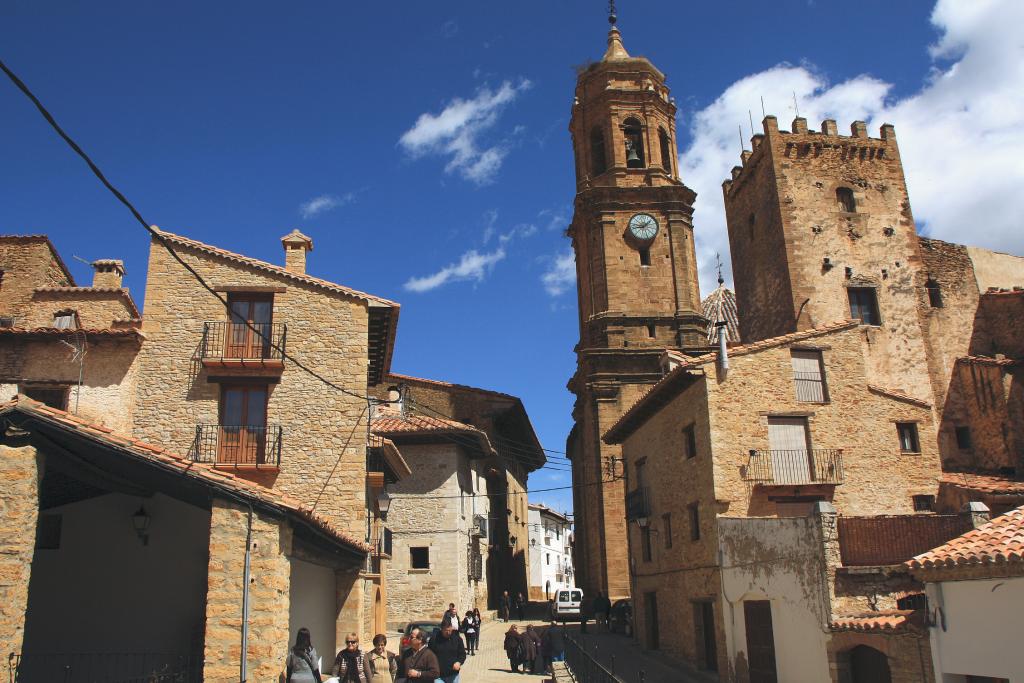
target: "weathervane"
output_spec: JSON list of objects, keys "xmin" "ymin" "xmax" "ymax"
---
[
  {"xmin": 608, "ymin": 0, "xmax": 617, "ymax": 26},
  {"xmin": 716, "ymin": 253, "xmax": 724, "ymax": 285}
]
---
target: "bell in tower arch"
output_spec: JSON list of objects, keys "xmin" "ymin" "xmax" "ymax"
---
[{"xmin": 623, "ymin": 118, "xmax": 645, "ymax": 168}]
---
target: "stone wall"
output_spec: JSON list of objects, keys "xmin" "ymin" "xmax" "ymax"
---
[
  {"xmin": 0, "ymin": 337, "xmax": 140, "ymax": 432},
  {"xmin": 828, "ymin": 630, "xmax": 934, "ymax": 683},
  {"xmin": 133, "ymin": 237, "xmax": 370, "ymax": 538},
  {"xmin": 25, "ymin": 289, "xmax": 137, "ymax": 329},
  {"xmin": 203, "ymin": 498, "xmax": 292, "ymax": 683},
  {"xmin": 0, "ymin": 238, "xmax": 73, "ymax": 321},
  {"xmin": 384, "ymin": 442, "xmax": 487, "ymax": 624},
  {"xmin": 0, "ymin": 443, "xmax": 41, "ymax": 662},
  {"xmin": 947, "ymin": 361, "xmax": 1023, "ymax": 472}
]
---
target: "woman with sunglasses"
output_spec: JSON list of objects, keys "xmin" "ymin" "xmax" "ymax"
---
[{"xmin": 332, "ymin": 633, "xmax": 370, "ymax": 683}]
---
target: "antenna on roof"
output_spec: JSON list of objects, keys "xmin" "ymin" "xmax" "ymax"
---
[
  {"xmin": 748, "ymin": 110, "xmax": 755, "ymax": 142},
  {"xmin": 72, "ymin": 255, "xmax": 91, "ymax": 266},
  {"xmin": 793, "ymin": 91, "xmax": 800, "ymax": 118},
  {"xmin": 738, "ymin": 125, "xmax": 746, "ymax": 154},
  {"xmin": 715, "ymin": 253, "xmax": 724, "ymax": 285},
  {"xmin": 760, "ymin": 96, "xmax": 766, "ymax": 118}
]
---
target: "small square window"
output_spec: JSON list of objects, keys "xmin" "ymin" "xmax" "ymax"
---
[
  {"xmin": 897, "ymin": 423, "xmax": 920, "ymax": 453},
  {"xmin": 683, "ymin": 424, "xmax": 698, "ymax": 460},
  {"xmin": 955, "ymin": 426, "xmax": 972, "ymax": 450},
  {"xmin": 52, "ymin": 311, "xmax": 78, "ymax": 329},
  {"xmin": 646, "ymin": 324, "xmax": 656, "ymax": 338},
  {"xmin": 848, "ymin": 288, "xmax": 881, "ymax": 326},
  {"xmin": 36, "ymin": 514, "xmax": 62, "ymax": 550},
  {"xmin": 410, "ymin": 546, "xmax": 430, "ymax": 570},
  {"xmin": 689, "ymin": 503, "xmax": 700, "ymax": 541},
  {"xmin": 913, "ymin": 495, "xmax": 935, "ymax": 512}
]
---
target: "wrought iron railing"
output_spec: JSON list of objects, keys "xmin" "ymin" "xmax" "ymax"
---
[
  {"xmin": 625, "ymin": 487, "xmax": 650, "ymax": 521},
  {"xmin": 13, "ymin": 652, "xmax": 194, "ymax": 682},
  {"xmin": 192, "ymin": 424, "xmax": 283, "ymax": 466},
  {"xmin": 838, "ymin": 514, "xmax": 971, "ymax": 566},
  {"xmin": 745, "ymin": 449, "xmax": 844, "ymax": 485},
  {"xmin": 372, "ymin": 527, "xmax": 393, "ymax": 557},
  {"xmin": 794, "ymin": 372, "xmax": 829, "ymax": 402},
  {"xmin": 469, "ymin": 549, "xmax": 483, "ymax": 581},
  {"xmin": 199, "ymin": 322, "xmax": 286, "ymax": 362},
  {"xmin": 564, "ymin": 634, "xmax": 631, "ymax": 683}
]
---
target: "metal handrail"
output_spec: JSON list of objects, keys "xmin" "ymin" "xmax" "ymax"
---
[
  {"xmin": 745, "ymin": 448, "xmax": 844, "ymax": 485},
  {"xmin": 191, "ymin": 424, "xmax": 283, "ymax": 467},
  {"xmin": 564, "ymin": 634, "xmax": 625, "ymax": 683},
  {"xmin": 199, "ymin": 321, "xmax": 286, "ymax": 362}
]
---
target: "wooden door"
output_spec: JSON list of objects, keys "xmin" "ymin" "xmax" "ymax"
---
[
  {"xmin": 219, "ymin": 385, "xmax": 268, "ymax": 464},
  {"xmin": 644, "ymin": 592, "xmax": 659, "ymax": 650},
  {"xmin": 226, "ymin": 295, "xmax": 273, "ymax": 359},
  {"xmin": 744, "ymin": 601, "xmax": 778, "ymax": 683},
  {"xmin": 693, "ymin": 600, "xmax": 718, "ymax": 671},
  {"xmin": 767, "ymin": 417, "xmax": 812, "ymax": 484}
]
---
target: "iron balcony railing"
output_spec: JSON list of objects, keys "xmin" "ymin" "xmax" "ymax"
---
[
  {"xmin": 199, "ymin": 321, "xmax": 286, "ymax": 363},
  {"xmin": 192, "ymin": 424, "xmax": 283, "ymax": 467},
  {"xmin": 372, "ymin": 527, "xmax": 393, "ymax": 557},
  {"xmin": 745, "ymin": 449, "xmax": 844, "ymax": 485},
  {"xmin": 625, "ymin": 487, "xmax": 650, "ymax": 521}
]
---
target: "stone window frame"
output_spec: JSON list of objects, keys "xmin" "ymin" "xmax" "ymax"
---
[
  {"xmin": 682, "ymin": 423, "xmax": 698, "ymax": 460},
  {"xmin": 51, "ymin": 308, "xmax": 79, "ymax": 330},
  {"xmin": 846, "ymin": 285, "xmax": 882, "ymax": 326},
  {"xmin": 409, "ymin": 546, "xmax": 430, "ymax": 572},
  {"xmin": 896, "ymin": 421, "xmax": 921, "ymax": 454}
]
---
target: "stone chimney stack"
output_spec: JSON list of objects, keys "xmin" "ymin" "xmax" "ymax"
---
[
  {"xmin": 91, "ymin": 259, "xmax": 125, "ymax": 288},
  {"xmin": 281, "ymin": 229, "xmax": 313, "ymax": 275}
]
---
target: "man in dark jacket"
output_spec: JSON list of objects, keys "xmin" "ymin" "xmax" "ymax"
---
[
  {"xmin": 542, "ymin": 620, "xmax": 566, "ymax": 665},
  {"xmin": 428, "ymin": 622, "xmax": 466, "ymax": 683},
  {"xmin": 398, "ymin": 628, "xmax": 440, "ymax": 680}
]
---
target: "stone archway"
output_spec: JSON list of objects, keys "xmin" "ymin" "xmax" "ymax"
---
[{"xmin": 837, "ymin": 645, "xmax": 891, "ymax": 683}]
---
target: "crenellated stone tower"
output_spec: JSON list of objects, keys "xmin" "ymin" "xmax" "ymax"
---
[
  {"xmin": 722, "ymin": 116, "xmax": 934, "ymax": 401},
  {"xmin": 566, "ymin": 14, "xmax": 708, "ymax": 599}
]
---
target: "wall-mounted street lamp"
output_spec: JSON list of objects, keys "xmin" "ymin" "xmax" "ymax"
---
[
  {"xmin": 376, "ymin": 491, "xmax": 392, "ymax": 520},
  {"xmin": 132, "ymin": 505, "xmax": 151, "ymax": 546}
]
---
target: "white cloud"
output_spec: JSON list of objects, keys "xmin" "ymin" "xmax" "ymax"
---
[
  {"xmin": 541, "ymin": 250, "xmax": 576, "ymax": 296},
  {"xmin": 299, "ymin": 192, "xmax": 355, "ymax": 219},
  {"xmin": 399, "ymin": 80, "xmax": 532, "ymax": 185},
  {"xmin": 680, "ymin": 0, "xmax": 1024, "ymax": 296},
  {"xmin": 404, "ymin": 248, "xmax": 506, "ymax": 293}
]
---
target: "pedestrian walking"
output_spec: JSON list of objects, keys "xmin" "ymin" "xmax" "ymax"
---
[
  {"xmin": 397, "ymin": 628, "xmax": 440, "ymax": 682},
  {"xmin": 441, "ymin": 602, "xmax": 460, "ymax": 629},
  {"xmin": 542, "ymin": 620, "xmax": 566, "ymax": 666},
  {"xmin": 503, "ymin": 625, "xmax": 525, "ymax": 673},
  {"xmin": 524, "ymin": 625, "xmax": 544, "ymax": 674},
  {"xmin": 499, "ymin": 591, "xmax": 511, "ymax": 622},
  {"xmin": 594, "ymin": 591, "xmax": 612, "ymax": 630},
  {"xmin": 517, "ymin": 627, "xmax": 536, "ymax": 675},
  {"xmin": 429, "ymin": 621, "xmax": 466, "ymax": 683},
  {"xmin": 367, "ymin": 634, "xmax": 397, "ymax": 683},
  {"xmin": 515, "ymin": 592, "xmax": 526, "ymax": 621},
  {"xmin": 332, "ymin": 632, "xmax": 370, "ymax": 683},
  {"xmin": 472, "ymin": 608, "xmax": 483, "ymax": 649},
  {"xmin": 285, "ymin": 627, "xmax": 323, "ymax": 683},
  {"xmin": 460, "ymin": 611, "xmax": 478, "ymax": 655}
]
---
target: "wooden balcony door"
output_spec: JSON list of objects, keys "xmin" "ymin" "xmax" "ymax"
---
[
  {"xmin": 744, "ymin": 601, "xmax": 778, "ymax": 683},
  {"xmin": 767, "ymin": 417, "xmax": 812, "ymax": 484},
  {"xmin": 219, "ymin": 385, "xmax": 268, "ymax": 464},
  {"xmin": 226, "ymin": 294, "xmax": 273, "ymax": 359}
]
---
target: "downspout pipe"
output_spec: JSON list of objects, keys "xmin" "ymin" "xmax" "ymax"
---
[
  {"xmin": 240, "ymin": 504, "xmax": 253, "ymax": 683},
  {"xmin": 716, "ymin": 321, "xmax": 729, "ymax": 373}
]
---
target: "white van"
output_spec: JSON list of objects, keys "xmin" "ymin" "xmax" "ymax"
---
[{"xmin": 552, "ymin": 588, "xmax": 584, "ymax": 621}]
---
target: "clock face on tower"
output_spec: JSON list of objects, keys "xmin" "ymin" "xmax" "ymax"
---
[{"xmin": 628, "ymin": 213, "xmax": 659, "ymax": 241}]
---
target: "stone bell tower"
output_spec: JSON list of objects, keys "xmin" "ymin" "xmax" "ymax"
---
[{"xmin": 565, "ymin": 7, "xmax": 707, "ymax": 599}]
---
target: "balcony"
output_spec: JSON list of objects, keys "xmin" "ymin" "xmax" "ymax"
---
[
  {"xmin": 372, "ymin": 527, "xmax": 393, "ymax": 558},
  {"xmin": 744, "ymin": 449, "xmax": 844, "ymax": 485},
  {"xmin": 192, "ymin": 424, "xmax": 282, "ymax": 468},
  {"xmin": 625, "ymin": 487, "xmax": 650, "ymax": 521},
  {"xmin": 199, "ymin": 322, "xmax": 286, "ymax": 369}
]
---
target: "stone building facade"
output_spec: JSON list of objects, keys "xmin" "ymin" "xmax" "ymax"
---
[{"xmin": 527, "ymin": 504, "xmax": 574, "ymax": 601}]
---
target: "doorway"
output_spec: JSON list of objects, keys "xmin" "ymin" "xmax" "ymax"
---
[
  {"xmin": 693, "ymin": 600, "xmax": 718, "ymax": 671},
  {"xmin": 744, "ymin": 601, "xmax": 778, "ymax": 683},
  {"xmin": 644, "ymin": 592, "xmax": 659, "ymax": 650}
]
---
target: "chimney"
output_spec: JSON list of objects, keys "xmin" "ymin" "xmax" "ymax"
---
[
  {"xmin": 91, "ymin": 259, "xmax": 125, "ymax": 288},
  {"xmin": 716, "ymin": 321, "xmax": 729, "ymax": 373},
  {"xmin": 280, "ymin": 229, "xmax": 313, "ymax": 275}
]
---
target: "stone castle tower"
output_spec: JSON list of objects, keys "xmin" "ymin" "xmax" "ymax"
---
[
  {"xmin": 566, "ymin": 16, "xmax": 708, "ymax": 599},
  {"xmin": 722, "ymin": 116, "xmax": 934, "ymax": 400}
]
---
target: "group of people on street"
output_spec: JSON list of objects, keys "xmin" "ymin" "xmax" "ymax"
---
[
  {"xmin": 502, "ymin": 621, "xmax": 566, "ymax": 676},
  {"xmin": 497, "ymin": 590, "xmax": 526, "ymax": 622},
  {"xmin": 285, "ymin": 600, "xmax": 484, "ymax": 683}
]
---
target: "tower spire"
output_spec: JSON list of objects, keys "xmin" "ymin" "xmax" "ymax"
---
[
  {"xmin": 716, "ymin": 253, "xmax": 725, "ymax": 285},
  {"xmin": 603, "ymin": 0, "xmax": 630, "ymax": 61}
]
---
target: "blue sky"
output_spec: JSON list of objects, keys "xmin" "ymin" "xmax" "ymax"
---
[{"xmin": 3, "ymin": 1, "xmax": 1022, "ymax": 515}]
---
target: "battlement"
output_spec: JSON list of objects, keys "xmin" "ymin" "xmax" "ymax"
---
[{"xmin": 722, "ymin": 115, "xmax": 899, "ymax": 197}]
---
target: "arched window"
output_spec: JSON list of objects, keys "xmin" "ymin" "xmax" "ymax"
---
[
  {"xmin": 639, "ymin": 247, "xmax": 651, "ymax": 266},
  {"xmin": 623, "ymin": 118, "xmax": 646, "ymax": 168},
  {"xmin": 836, "ymin": 187, "xmax": 856, "ymax": 213},
  {"xmin": 658, "ymin": 128, "xmax": 672, "ymax": 174},
  {"xmin": 590, "ymin": 128, "xmax": 607, "ymax": 176},
  {"xmin": 925, "ymin": 278, "xmax": 943, "ymax": 308}
]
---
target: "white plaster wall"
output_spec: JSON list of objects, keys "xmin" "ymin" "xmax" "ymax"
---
[
  {"xmin": 22, "ymin": 491, "xmax": 210, "ymax": 654},
  {"xmin": 927, "ymin": 577, "xmax": 1024, "ymax": 682},
  {"xmin": 718, "ymin": 516, "xmax": 831, "ymax": 683},
  {"xmin": 528, "ymin": 509, "xmax": 573, "ymax": 597},
  {"xmin": 289, "ymin": 559, "xmax": 338, "ymax": 666},
  {"xmin": 967, "ymin": 246, "xmax": 1024, "ymax": 291}
]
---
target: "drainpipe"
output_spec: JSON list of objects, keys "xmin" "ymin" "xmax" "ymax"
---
[
  {"xmin": 716, "ymin": 322, "xmax": 729, "ymax": 373},
  {"xmin": 240, "ymin": 504, "xmax": 253, "ymax": 683}
]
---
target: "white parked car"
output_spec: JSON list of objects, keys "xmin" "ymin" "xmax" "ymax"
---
[{"xmin": 552, "ymin": 588, "xmax": 584, "ymax": 622}]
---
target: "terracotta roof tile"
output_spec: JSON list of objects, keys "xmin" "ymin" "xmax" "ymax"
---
[
  {"xmin": 907, "ymin": 506, "xmax": 1024, "ymax": 571},
  {"xmin": 957, "ymin": 355, "xmax": 1021, "ymax": 368},
  {"xmin": 0, "ymin": 396, "xmax": 370, "ymax": 554},
  {"xmin": 371, "ymin": 414, "xmax": 496, "ymax": 457},
  {"xmin": 154, "ymin": 228, "xmax": 398, "ymax": 308},
  {"xmin": 701, "ymin": 284, "xmax": 740, "ymax": 344},
  {"xmin": 940, "ymin": 473, "xmax": 1024, "ymax": 495},
  {"xmin": 830, "ymin": 610, "xmax": 914, "ymax": 633},
  {"xmin": 0, "ymin": 327, "xmax": 143, "ymax": 339},
  {"xmin": 386, "ymin": 373, "xmax": 518, "ymax": 401},
  {"xmin": 32, "ymin": 286, "xmax": 140, "ymax": 319}
]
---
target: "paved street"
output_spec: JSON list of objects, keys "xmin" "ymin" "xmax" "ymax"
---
[{"xmin": 457, "ymin": 618, "xmax": 551, "ymax": 683}]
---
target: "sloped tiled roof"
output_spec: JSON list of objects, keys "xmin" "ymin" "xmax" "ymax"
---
[
  {"xmin": 371, "ymin": 413, "xmax": 496, "ymax": 457},
  {"xmin": 701, "ymin": 283, "xmax": 740, "ymax": 344},
  {"xmin": 387, "ymin": 373, "xmax": 517, "ymax": 401},
  {"xmin": 867, "ymin": 385, "xmax": 932, "ymax": 408},
  {"xmin": 940, "ymin": 472, "xmax": 1024, "ymax": 495},
  {"xmin": 907, "ymin": 506, "xmax": 1024, "ymax": 577},
  {"xmin": 33, "ymin": 286, "xmax": 141, "ymax": 319},
  {"xmin": 0, "ymin": 327, "xmax": 143, "ymax": 340},
  {"xmin": 0, "ymin": 396, "xmax": 370, "ymax": 554},
  {"xmin": 830, "ymin": 610, "xmax": 915, "ymax": 633}
]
